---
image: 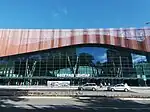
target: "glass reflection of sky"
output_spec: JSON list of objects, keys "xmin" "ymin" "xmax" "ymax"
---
[
  {"xmin": 76, "ymin": 47, "xmax": 107, "ymax": 63},
  {"xmin": 131, "ymin": 54, "xmax": 147, "ymax": 63},
  {"xmin": 76, "ymin": 47, "xmax": 147, "ymax": 64}
]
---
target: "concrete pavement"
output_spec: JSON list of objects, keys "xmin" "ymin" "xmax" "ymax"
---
[
  {"xmin": 1, "ymin": 86, "xmax": 150, "ymax": 111},
  {"xmin": 0, "ymin": 85, "xmax": 150, "ymax": 92},
  {"xmin": 1, "ymin": 89, "xmax": 150, "ymax": 98},
  {"xmin": 1, "ymin": 97, "xmax": 150, "ymax": 112},
  {"xmin": 0, "ymin": 85, "xmax": 150, "ymax": 98}
]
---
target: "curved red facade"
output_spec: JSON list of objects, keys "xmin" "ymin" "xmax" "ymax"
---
[{"xmin": 0, "ymin": 28, "xmax": 150, "ymax": 57}]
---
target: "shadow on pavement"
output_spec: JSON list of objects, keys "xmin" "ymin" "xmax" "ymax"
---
[
  {"xmin": 0, "ymin": 88, "xmax": 28, "ymax": 107},
  {"xmin": 0, "ymin": 89, "xmax": 150, "ymax": 112},
  {"xmin": 74, "ymin": 97, "xmax": 150, "ymax": 108}
]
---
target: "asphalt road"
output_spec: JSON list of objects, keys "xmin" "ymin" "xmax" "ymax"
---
[
  {"xmin": 1, "ymin": 89, "xmax": 150, "ymax": 98},
  {"xmin": 1, "ymin": 97, "xmax": 150, "ymax": 112},
  {"xmin": 1, "ymin": 85, "xmax": 150, "ymax": 93}
]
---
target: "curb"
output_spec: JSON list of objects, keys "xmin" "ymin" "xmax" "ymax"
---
[{"xmin": 1, "ymin": 96, "xmax": 150, "ymax": 100}]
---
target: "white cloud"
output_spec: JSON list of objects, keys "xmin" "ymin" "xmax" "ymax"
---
[
  {"xmin": 51, "ymin": 10, "xmax": 60, "ymax": 17},
  {"xmin": 101, "ymin": 59, "xmax": 107, "ymax": 63},
  {"xmin": 132, "ymin": 54, "xmax": 147, "ymax": 63},
  {"xmin": 53, "ymin": 13, "xmax": 59, "ymax": 17},
  {"xmin": 62, "ymin": 7, "xmax": 68, "ymax": 15},
  {"xmin": 51, "ymin": 7, "xmax": 68, "ymax": 18},
  {"xmin": 97, "ymin": 53, "xmax": 107, "ymax": 62}
]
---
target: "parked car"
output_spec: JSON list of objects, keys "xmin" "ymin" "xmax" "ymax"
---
[
  {"xmin": 107, "ymin": 83, "xmax": 131, "ymax": 92},
  {"xmin": 78, "ymin": 83, "xmax": 98, "ymax": 91}
]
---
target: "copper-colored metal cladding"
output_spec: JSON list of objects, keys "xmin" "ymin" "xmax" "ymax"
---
[
  {"xmin": 95, "ymin": 29, "xmax": 100, "ymax": 43},
  {"xmin": 19, "ymin": 30, "xmax": 28, "ymax": 54},
  {"xmin": 143, "ymin": 29, "xmax": 150, "ymax": 52},
  {"xmin": 0, "ymin": 30, "xmax": 3, "ymax": 56},
  {"xmin": 6, "ymin": 29, "xmax": 22, "ymax": 56},
  {"xmin": 0, "ymin": 28, "xmax": 149, "ymax": 57},
  {"xmin": 0, "ymin": 30, "xmax": 10, "ymax": 57}
]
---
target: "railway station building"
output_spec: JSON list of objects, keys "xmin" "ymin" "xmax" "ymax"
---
[{"xmin": 0, "ymin": 28, "xmax": 150, "ymax": 86}]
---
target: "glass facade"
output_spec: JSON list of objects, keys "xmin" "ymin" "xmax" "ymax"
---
[{"xmin": 0, "ymin": 45, "xmax": 150, "ymax": 86}]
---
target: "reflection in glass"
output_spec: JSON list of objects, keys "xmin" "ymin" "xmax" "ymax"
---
[{"xmin": 0, "ymin": 46, "xmax": 149, "ymax": 86}]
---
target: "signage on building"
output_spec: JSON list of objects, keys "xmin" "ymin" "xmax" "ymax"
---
[
  {"xmin": 56, "ymin": 74, "xmax": 90, "ymax": 77},
  {"xmin": 76, "ymin": 74, "xmax": 90, "ymax": 77},
  {"xmin": 56, "ymin": 74, "xmax": 74, "ymax": 77},
  {"xmin": 47, "ymin": 81, "xmax": 70, "ymax": 87}
]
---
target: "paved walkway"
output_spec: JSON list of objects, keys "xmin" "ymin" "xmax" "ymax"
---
[
  {"xmin": 1, "ymin": 97, "xmax": 150, "ymax": 112},
  {"xmin": 0, "ymin": 85, "xmax": 150, "ymax": 98},
  {"xmin": 0, "ymin": 85, "xmax": 150, "ymax": 90}
]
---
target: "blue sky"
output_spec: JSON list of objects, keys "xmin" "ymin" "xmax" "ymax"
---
[
  {"xmin": 0, "ymin": 0, "xmax": 148, "ymax": 63},
  {"xmin": 0, "ymin": 0, "xmax": 150, "ymax": 29}
]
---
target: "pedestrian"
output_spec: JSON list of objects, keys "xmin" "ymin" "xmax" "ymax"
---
[{"xmin": 100, "ymin": 83, "xmax": 103, "ymax": 88}]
